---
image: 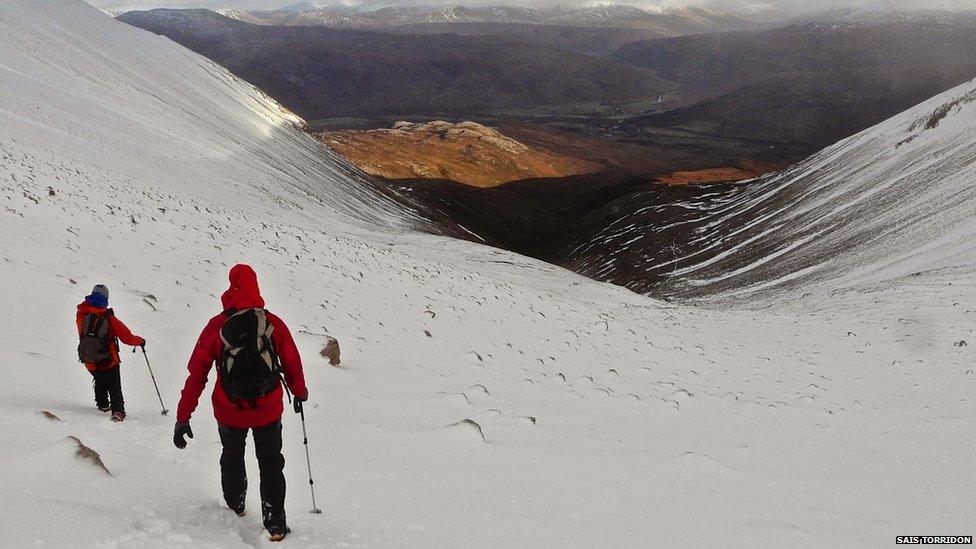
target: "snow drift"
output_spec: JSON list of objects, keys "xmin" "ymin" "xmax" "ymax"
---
[{"xmin": 1, "ymin": 1, "xmax": 973, "ymax": 547}]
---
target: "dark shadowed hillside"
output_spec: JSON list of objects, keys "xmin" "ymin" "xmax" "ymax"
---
[
  {"xmin": 612, "ymin": 22, "xmax": 976, "ymax": 150},
  {"xmin": 219, "ymin": 4, "xmax": 766, "ymax": 56},
  {"xmin": 384, "ymin": 23, "xmax": 668, "ymax": 56},
  {"xmin": 119, "ymin": 9, "xmax": 675, "ymax": 120}
]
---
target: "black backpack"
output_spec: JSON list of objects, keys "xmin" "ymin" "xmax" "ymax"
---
[
  {"xmin": 78, "ymin": 309, "xmax": 114, "ymax": 367},
  {"xmin": 219, "ymin": 308, "xmax": 285, "ymax": 405}
]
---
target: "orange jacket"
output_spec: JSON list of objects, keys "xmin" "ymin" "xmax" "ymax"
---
[{"xmin": 76, "ymin": 301, "xmax": 145, "ymax": 371}]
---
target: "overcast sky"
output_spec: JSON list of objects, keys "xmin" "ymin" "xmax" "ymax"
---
[{"xmin": 88, "ymin": 0, "xmax": 976, "ymax": 14}]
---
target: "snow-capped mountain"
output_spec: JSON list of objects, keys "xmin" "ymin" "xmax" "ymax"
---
[
  {"xmin": 217, "ymin": 3, "xmax": 762, "ymax": 32},
  {"xmin": 546, "ymin": 4, "xmax": 754, "ymax": 31},
  {"xmin": 787, "ymin": 7, "xmax": 976, "ymax": 27},
  {"xmin": 3, "ymin": 0, "xmax": 974, "ymax": 547}
]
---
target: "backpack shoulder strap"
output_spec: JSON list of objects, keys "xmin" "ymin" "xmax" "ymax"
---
[
  {"xmin": 105, "ymin": 309, "xmax": 119, "ymax": 349},
  {"xmin": 84, "ymin": 312, "xmax": 105, "ymax": 336},
  {"xmin": 81, "ymin": 313, "xmax": 93, "ymax": 336},
  {"xmin": 258, "ymin": 309, "xmax": 290, "ymax": 401},
  {"xmin": 260, "ymin": 309, "xmax": 275, "ymax": 334}
]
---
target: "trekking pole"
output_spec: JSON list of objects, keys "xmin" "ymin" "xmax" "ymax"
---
[
  {"xmin": 297, "ymin": 402, "xmax": 323, "ymax": 514},
  {"xmin": 137, "ymin": 346, "xmax": 169, "ymax": 415}
]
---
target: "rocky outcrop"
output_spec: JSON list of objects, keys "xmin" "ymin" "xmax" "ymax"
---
[{"xmin": 319, "ymin": 121, "xmax": 598, "ymax": 188}]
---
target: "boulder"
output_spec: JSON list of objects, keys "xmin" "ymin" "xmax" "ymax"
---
[{"xmin": 321, "ymin": 336, "xmax": 341, "ymax": 366}]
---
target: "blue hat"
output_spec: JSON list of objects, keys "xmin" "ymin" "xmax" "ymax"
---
[
  {"xmin": 86, "ymin": 284, "xmax": 109, "ymax": 308},
  {"xmin": 92, "ymin": 284, "xmax": 109, "ymax": 301}
]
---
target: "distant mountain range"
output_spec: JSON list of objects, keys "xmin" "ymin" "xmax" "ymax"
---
[
  {"xmin": 211, "ymin": 3, "xmax": 774, "ymax": 55},
  {"xmin": 118, "ymin": 9, "xmax": 675, "ymax": 120},
  {"xmin": 785, "ymin": 7, "xmax": 976, "ymax": 27},
  {"xmin": 119, "ymin": 7, "xmax": 976, "ymax": 178},
  {"xmin": 219, "ymin": 4, "xmax": 771, "ymax": 32}
]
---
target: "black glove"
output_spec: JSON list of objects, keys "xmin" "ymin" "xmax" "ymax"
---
[
  {"xmin": 173, "ymin": 422, "xmax": 193, "ymax": 449},
  {"xmin": 293, "ymin": 393, "xmax": 308, "ymax": 414}
]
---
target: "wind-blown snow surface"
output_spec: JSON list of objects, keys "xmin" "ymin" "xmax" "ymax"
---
[
  {"xmin": 1, "ymin": 1, "xmax": 974, "ymax": 547},
  {"xmin": 1, "ymin": 0, "xmax": 414, "ymax": 232},
  {"xmin": 564, "ymin": 77, "xmax": 976, "ymax": 300}
]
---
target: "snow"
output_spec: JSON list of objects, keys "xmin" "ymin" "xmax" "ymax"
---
[
  {"xmin": 666, "ymin": 82, "xmax": 976, "ymax": 295},
  {"xmin": 2, "ymin": 1, "xmax": 974, "ymax": 547},
  {"xmin": 565, "ymin": 74, "xmax": 976, "ymax": 299}
]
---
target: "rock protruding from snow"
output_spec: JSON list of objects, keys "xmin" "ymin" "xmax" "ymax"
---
[
  {"xmin": 320, "ymin": 336, "xmax": 341, "ymax": 366},
  {"xmin": 41, "ymin": 410, "xmax": 63, "ymax": 422},
  {"xmin": 65, "ymin": 436, "xmax": 112, "ymax": 476}
]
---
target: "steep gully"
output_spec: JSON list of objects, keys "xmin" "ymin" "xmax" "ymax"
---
[{"xmin": 356, "ymin": 161, "xmax": 771, "ymax": 299}]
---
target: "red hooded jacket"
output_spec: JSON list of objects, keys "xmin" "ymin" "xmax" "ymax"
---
[
  {"xmin": 176, "ymin": 265, "xmax": 308, "ymax": 428},
  {"xmin": 75, "ymin": 302, "xmax": 145, "ymax": 372}
]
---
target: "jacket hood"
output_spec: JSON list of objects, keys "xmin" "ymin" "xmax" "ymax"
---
[{"xmin": 220, "ymin": 264, "xmax": 265, "ymax": 310}]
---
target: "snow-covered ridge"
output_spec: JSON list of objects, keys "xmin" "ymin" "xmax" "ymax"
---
[
  {"xmin": 1, "ymin": 0, "xmax": 413, "ymax": 231},
  {"xmin": 564, "ymin": 74, "xmax": 976, "ymax": 299},
  {"xmin": 673, "ymin": 75, "xmax": 976, "ymax": 296}
]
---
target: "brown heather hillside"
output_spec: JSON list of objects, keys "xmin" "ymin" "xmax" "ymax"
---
[{"xmin": 318, "ymin": 121, "xmax": 600, "ymax": 188}]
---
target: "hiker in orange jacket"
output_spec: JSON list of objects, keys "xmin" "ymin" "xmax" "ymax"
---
[{"xmin": 76, "ymin": 284, "xmax": 145, "ymax": 421}]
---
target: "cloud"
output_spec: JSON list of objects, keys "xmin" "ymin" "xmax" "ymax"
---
[
  {"xmin": 698, "ymin": 0, "xmax": 976, "ymax": 11},
  {"xmin": 87, "ymin": 0, "xmax": 976, "ymax": 13}
]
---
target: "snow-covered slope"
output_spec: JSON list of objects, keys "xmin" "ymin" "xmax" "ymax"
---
[
  {"xmin": 670, "ymin": 78, "xmax": 976, "ymax": 297},
  {"xmin": 563, "ymin": 76, "xmax": 976, "ymax": 300},
  {"xmin": 2, "ymin": 1, "xmax": 974, "ymax": 548},
  {"xmin": 1, "ymin": 0, "xmax": 412, "ymax": 231}
]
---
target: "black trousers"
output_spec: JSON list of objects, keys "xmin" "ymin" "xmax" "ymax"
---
[
  {"xmin": 90, "ymin": 367, "xmax": 124, "ymax": 412},
  {"xmin": 218, "ymin": 420, "xmax": 287, "ymax": 532}
]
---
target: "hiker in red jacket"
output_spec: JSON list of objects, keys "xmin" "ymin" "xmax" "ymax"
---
[
  {"xmin": 76, "ymin": 284, "xmax": 146, "ymax": 422},
  {"xmin": 173, "ymin": 264, "xmax": 308, "ymax": 542}
]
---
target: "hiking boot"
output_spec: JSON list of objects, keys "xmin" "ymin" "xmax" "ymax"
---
[
  {"xmin": 111, "ymin": 411, "xmax": 126, "ymax": 422},
  {"xmin": 268, "ymin": 526, "xmax": 290, "ymax": 542},
  {"xmin": 97, "ymin": 404, "xmax": 111, "ymax": 412}
]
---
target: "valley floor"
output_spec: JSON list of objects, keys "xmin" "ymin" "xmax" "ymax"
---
[{"xmin": 2, "ymin": 138, "xmax": 972, "ymax": 548}]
